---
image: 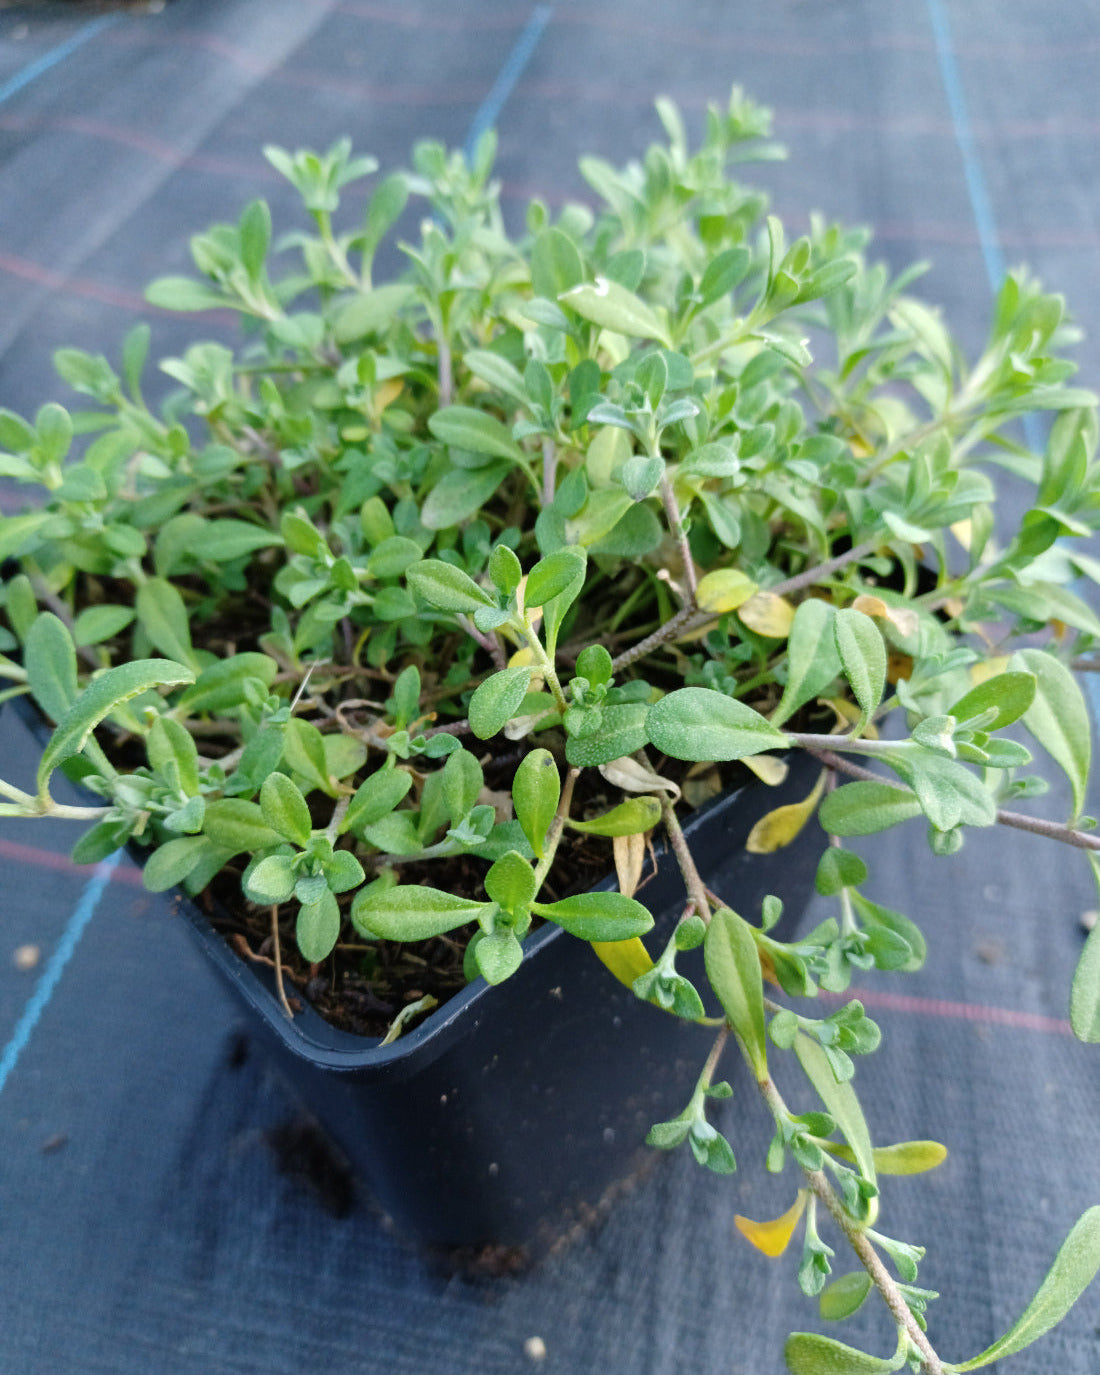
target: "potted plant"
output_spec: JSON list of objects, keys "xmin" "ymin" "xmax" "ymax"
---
[{"xmin": 1, "ymin": 87, "xmax": 1099, "ymax": 1373}]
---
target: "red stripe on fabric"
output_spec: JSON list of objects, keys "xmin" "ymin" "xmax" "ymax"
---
[
  {"xmin": 828, "ymin": 986, "xmax": 1073, "ymax": 1036},
  {"xmin": 0, "ymin": 837, "xmax": 145, "ymax": 887}
]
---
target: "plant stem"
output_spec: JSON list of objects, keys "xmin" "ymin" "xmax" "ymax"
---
[
  {"xmin": 659, "ymin": 472, "xmax": 698, "ymax": 601},
  {"xmin": 755, "ymin": 1074, "xmax": 945, "ymax": 1375},
  {"xmin": 541, "ymin": 437, "xmax": 556, "ymax": 508},
  {"xmin": 659, "ymin": 795, "xmax": 713, "ymax": 923},
  {"xmin": 270, "ymin": 906, "xmax": 295, "ymax": 1020},
  {"xmin": 533, "ymin": 766, "xmax": 580, "ymax": 889},
  {"xmin": 611, "ymin": 603, "xmax": 699, "ymax": 672},
  {"xmin": 767, "ymin": 537, "xmax": 882, "ymax": 600},
  {"xmin": 457, "ymin": 614, "xmax": 508, "ymax": 670}
]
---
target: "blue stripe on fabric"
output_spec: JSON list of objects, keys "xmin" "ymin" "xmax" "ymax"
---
[
  {"xmin": 0, "ymin": 14, "xmax": 120, "ymax": 108},
  {"xmin": 464, "ymin": 4, "xmax": 553, "ymax": 163},
  {"xmin": 927, "ymin": 0, "xmax": 1100, "ymax": 730},
  {"xmin": 925, "ymin": 0, "xmax": 1005, "ymax": 293},
  {"xmin": 0, "ymin": 853, "xmax": 120, "ymax": 1096}
]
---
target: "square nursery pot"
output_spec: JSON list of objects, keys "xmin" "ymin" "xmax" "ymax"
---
[{"xmin": 175, "ymin": 752, "xmax": 823, "ymax": 1258}]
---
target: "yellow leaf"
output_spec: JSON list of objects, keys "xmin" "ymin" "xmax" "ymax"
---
[
  {"xmin": 591, "ymin": 936, "xmax": 654, "ymax": 988},
  {"xmin": 371, "ymin": 377, "xmax": 404, "ymax": 421},
  {"xmin": 612, "ymin": 831, "xmax": 646, "ymax": 897},
  {"xmin": 735, "ymin": 1192, "xmax": 808, "ymax": 1257},
  {"xmin": 741, "ymin": 753, "xmax": 790, "ymax": 786},
  {"xmin": 969, "ymin": 655, "xmax": 1011, "ymax": 686},
  {"xmin": 738, "ymin": 590, "xmax": 795, "ymax": 638},
  {"xmin": 850, "ymin": 593, "xmax": 918, "ymax": 640},
  {"xmin": 745, "ymin": 771, "xmax": 826, "ymax": 854},
  {"xmin": 696, "ymin": 568, "xmax": 759, "ymax": 615},
  {"xmin": 508, "ymin": 645, "xmax": 539, "ymax": 669},
  {"xmin": 950, "ymin": 517, "xmax": 972, "ymax": 550}
]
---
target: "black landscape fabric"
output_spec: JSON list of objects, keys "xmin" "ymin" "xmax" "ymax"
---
[{"xmin": 0, "ymin": 1, "xmax": 1099, "ymax": 1371}]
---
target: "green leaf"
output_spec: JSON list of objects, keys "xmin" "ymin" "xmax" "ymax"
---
[
  {"xmin": 136, "ymin": 578, "xmax": 196, "ymax": 669},
  {"xmin": 531, "ymin": 891, "xmax": 654, "ymax": 941},
  {"xmin": 407, "ymin": 558, "xmax": 495, "ymax": 614},
  {"xmin": 297, "ymin": 888, "xmax": 341, "ymax": 964},
  {"xmin": 0, "ymin": 510, "xmax": 51, "ymax": 563},
  {"xmin": 260, "ymin": 772, "xmax": 313, "ymax": 847},
  {"xmin": 469, "ymin": 666, "xmax": 533, "ymax": 739},
  {"xmin": 705, "ymin": 907, "xmax": 768, "ymax": 1076},
  {"xmin": 646, "ymin": 687, "xmax": 785, "ymax": 762},
  {"xmin": 244, "ymin": 853, "xmax": 297, "ymax": 905},
  {"xmin": 144, "ymin": 276, "xmax": 228, "ymax": 312},
  {"xmin": 564, "ymin": 702, "xmax": 650, "ymax": 768},
  {"xmin": 524, "ymin": 548, "xmax": 587, "ymax": 609},
  {"xmin": 794, "ymin": 1032, "xmax": 877, "ymax": 1202},
  {"xmin": 176, "ymin": 653, "xmax": 278, "ymax": 714},
  {"xmin": 784, "ymin": 1332, "xmax": 902, "ymax": 1374},
  {"xmin": 818, "ymin": 781, "xmax": 924, "ymax": 836},
  {"xmin": 887, "ymin": 747, "xmax": 997, "ymax": 830},
  {"xmin": 815, "ymin": 848, "xmax": 868, "ymax": 896},
  {"xmin": 474, "ymin": 929, "xmax": 524, "ymax": 985},
  {"xmin": 25, "ymin": 613, "xmax": 78, "ymax": 724},
  {"xmin": 351, "ymin": 884, "xmax": 494, "ymax": 940},
  {"xmin": 283, "ymin": 717, "xmax": 335, "ymax": 797},
  {"xmin": 238, "ymin": 199, "xmax": 271, "ymax": 281},
  {"xmin": 346, "ymin": 768, "xmax": 413, "ymax": 833},
  {"xmin": 1013, "ymin": 648, "xmax": 1091, "ymax": 822},
  {"xmin": 428, "ymin": 405, "xmax": 525, "ymax": 463},
  {"xmin": 189, "ymin": 518, "xmax": 282, "ymax": 563},
  {"xmin": 441, "ymin": 747, "xmax": 483, "ymax": 823},
  {"xmin": 568, "ymin": 796, "xmax": 662, "ymax": 836},
  {"xmin": 146, "ymin": 715, "xmax": 200, "ymax": 794},
  {"xmin": 201, "ymin": 799, "xmax": 285, "ymax": 855},
  {"xmin": 142, "ymin": 836, "xmax": 209, "ymax": 893},
  {"xmin": 818, "ymin": 1271, "xmax": 873, "ymax": 1322},
  {"xmin": 531, "ymin": 226, "xmax": 585, "ymax": 301},
  {"xmin": 37, "ymin": 659, "xmax": 194, "ymax": 794},
  {"xmin": 72, "ymin": 605, "xmax": 136, "ymax": 647},
  {"xmin": 332, "ymin": 283, "xmax": 415, "ymax": 343},
  {"xmin": 560, "ymin": 278, "xmax": 671, "ymax": 347},
  {"xmin": 699, "ymin": 246, "xmax": 752, "ymax": 307},
  {"xmin": 834, "ymin": 608, "xmax": 886, "ymax": 725},
  {"xmin": 1071, "ymin": 915, "xmax": 1100, "ymax": 1043},
  {"xmin": 772, "ymin": 600, "xmax": 841, "ymax": 727},
  {"xmin": 949, "ymin": 1207, "xmax": 1100, "ymax": 1370},
  {"xmin": 539, "ymin": 547, "xmax": 588, "ymax": 654},
  {"xmin": 420, "ymin": 462, "xmax": 517, "ymax": 525},
  {"xmin": 949, "ymin": 671, "xmax": 1036, "ymax": 730},
  {"xmin": 484, "ymin": 850, "xmax": 537, "ymax": 912},
  {"xmin": 512, "ymin": 748, "xmax": 560, "ymax": 859}
]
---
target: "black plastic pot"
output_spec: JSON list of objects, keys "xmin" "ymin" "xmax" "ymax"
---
[{"xmin": 179, "ymin": 754, "xmax": 823, "ymax": 1255}]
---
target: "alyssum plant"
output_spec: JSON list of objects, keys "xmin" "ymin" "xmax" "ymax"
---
[{"xmin": 1, "ymin": 89, "xmax": 1099, "ymax": 1373}]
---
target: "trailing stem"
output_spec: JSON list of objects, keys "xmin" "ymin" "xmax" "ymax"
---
[{"xmin": 755, "ymin": 1074, "xmax": 946, "ymax": 1375}]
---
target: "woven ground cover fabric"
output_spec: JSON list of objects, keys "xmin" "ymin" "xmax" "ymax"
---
[{"xmin": 0, "ymin": 1, "xmax": 1098, "ymax": 1370}]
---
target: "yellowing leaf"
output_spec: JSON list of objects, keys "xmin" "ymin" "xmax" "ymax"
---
[
  {"xmin": 745, "ymin": 771, "xmax": 826, "ymax": 854},
  {"xmin": 738, "ymin": 590, "xmax": 795, "ymax": 638},
  {"xmin": 950, "ymin": 517, "xmax": 973, "ymax": 550},
  {"xmin": 696, "ymin": 568, "xmax": 758, "ymax": 614},
  {"xmin": 823, "ymin": 697, "xmax": 879, "ymax": 739},
  {"xmin": 849, "ymin": 594, "xmax": 890, "ymax": 619},
  {"xmin": 591, "ymin": 935, "xmax": 654, "ymax": 988},
  {"xmin": 741, "ymin": 753, "xmax": 789, "ymax": 786},
  {"xmin": 826, "ymin": 1139, "xmax": 948, "ymax": 1176},
  {"xmin": 735, "ymin": 1192, "xmax": 808, "ymax": 1257},
  {"xmin": 371, "ymin": 377, "xmax": 404, "ymax": 421}
]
